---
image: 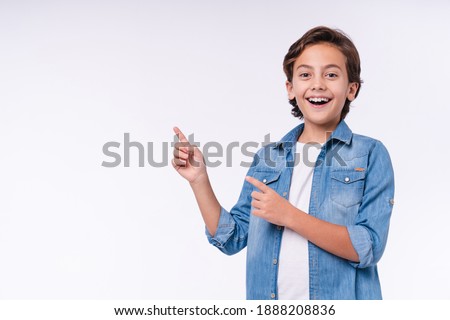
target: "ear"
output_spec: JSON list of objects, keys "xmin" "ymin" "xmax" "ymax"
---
[
  {"xmin": 286, "ymin": 80, "xmax": 295, "ymax": 100},
  {"xmin": 347, "ymin": 82, "xmax": 359, "ymax": 101}
]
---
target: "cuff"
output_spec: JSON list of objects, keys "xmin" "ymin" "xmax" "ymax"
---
[
  {"xmin": 205, "ymin": 206, "xmax": 236, "ymax": 249},
  {"xmin": 347, "ymin": 225, "xmax": 373, "ymax": 268}
]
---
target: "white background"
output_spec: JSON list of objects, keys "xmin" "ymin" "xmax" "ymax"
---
[{"xmin": 1, "ymin": 0, "xmax": 449, "ymax": 299}]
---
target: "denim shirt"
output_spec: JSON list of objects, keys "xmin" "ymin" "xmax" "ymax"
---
[{"xmin": 206, "ymin": 120, "xmax": 395, "ymax": 300}]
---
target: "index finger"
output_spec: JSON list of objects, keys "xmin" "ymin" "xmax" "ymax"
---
[
  {"xmin": 173, "ymin": 126, "xmax": 189, "ymax": 143},
  {"xmin": 245, "ymin": 176, "xmax": 270, "ymax": 193}
]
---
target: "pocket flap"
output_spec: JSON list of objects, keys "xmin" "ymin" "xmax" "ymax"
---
[
  {"xmin": 253, "ymin": 170, "xmax": 282, "ymax": 184},
  {"xmin": 331, "ymin": 170, "xmax": 366, "ymax": 184}
]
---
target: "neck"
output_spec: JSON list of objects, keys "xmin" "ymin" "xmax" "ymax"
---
[{"xmin": 298, "ymin": 119, "xmax": 340, "ymax": 143}]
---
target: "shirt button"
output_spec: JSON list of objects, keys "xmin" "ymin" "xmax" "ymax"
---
[
  {"xmin": 277, "ymin": 226, "xmax": 282, "ymax": 230},
  {"xmin": 262, "ymin": 179, "xmax": 267, "ymax": 183},
  {"xmin": 273, "ymin": 259, "xmax": 277, "ymax": 265},
  {"xmin": 270, "ymin": 293, "xmax": 276, "ymax": 299},
  {"xmin": 344, "ymin": 177, "xmax": 350, "ymax": 183},
  {"xmin": 282, "ymin": 192, "xmax": 287, "ymax": 197}
]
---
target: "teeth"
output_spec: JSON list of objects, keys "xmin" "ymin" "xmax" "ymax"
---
[{"xmin": 308, "ymin": 97, "xmax": 330, "ymax": 103}]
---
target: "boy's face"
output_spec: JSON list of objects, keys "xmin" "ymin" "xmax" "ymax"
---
[{"xmin": 286, "ymin": 43, "xmax": 358, "ymax": 130}]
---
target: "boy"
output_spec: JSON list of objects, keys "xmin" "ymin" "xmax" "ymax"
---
[{"xmin": 172, "ymin": 26, "xmax": 395, "ymax": 300}]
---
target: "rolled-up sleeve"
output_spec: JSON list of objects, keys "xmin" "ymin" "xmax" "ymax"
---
[
  {"xmin": 347, "ymin": 140, "xmax": 395, "ymax": 268},
  {"xmin": 205, "ymin": 206, "xmax": 238, "ymax": 250}
]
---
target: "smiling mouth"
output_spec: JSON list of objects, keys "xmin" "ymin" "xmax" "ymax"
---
[{"xmin": 307, "ymin": 97, "xmax": 332, "ymax": 106}]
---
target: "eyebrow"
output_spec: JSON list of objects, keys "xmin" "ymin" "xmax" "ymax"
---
[{"xmin": 296, "ymin": 64, "xmax": 342, "ymax": 70}]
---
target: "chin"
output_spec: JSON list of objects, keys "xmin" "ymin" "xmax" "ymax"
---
[{"xmin": 303, "ymin": 114, "xmax": 341, "ymax": 126}]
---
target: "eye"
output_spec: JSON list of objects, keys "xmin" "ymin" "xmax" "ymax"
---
[
  {"xmin": 298, "ymin": 72, "xmax": 310, "ymax": 79},
  {"xmin": 326, "ymin": 72, "xmax": 338, "ymax": 79}
]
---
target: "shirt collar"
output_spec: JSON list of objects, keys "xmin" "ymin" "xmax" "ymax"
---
[{"xmin": 272, "ymin": 120, "xmax": 353, "ymax": 150}]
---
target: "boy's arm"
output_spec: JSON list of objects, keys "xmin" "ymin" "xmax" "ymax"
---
[
  {"xmin": 345, "ymin": 141, "xmax": 395, "ymax": 268},
  {"xmin": 287, "ymin": 208, "xmax": 359, "ymax": 261},
  {"xmin": 172, "ymin": 126, "xmax": 251, "ymax": 254},
  {"xmin": 172, "ymin": 127, "xmax": 221, "ymax": 236},
  {"xmin": 189, "ymin": 175, "xmax": 221, "ymax": 237},
  {"xmin": 246, "ymin": 140, "xmax": 395, "ymax": 266},
  {"xmin": 246, "ymin": 176, "xmax": 359, "ymax": 262},
  {"xmin": 287, "ymin": 205, "xmax": 359, "ymax": 262}
]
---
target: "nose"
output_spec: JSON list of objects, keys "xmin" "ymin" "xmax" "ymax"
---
[{"xmin": 312, "ymin": 77, "xmax": 326, "ymax": 91}]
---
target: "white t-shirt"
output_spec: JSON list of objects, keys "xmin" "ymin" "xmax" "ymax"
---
[{"xmin": 277, "ymin": 142, "xmax": 322, "ymax": 300}]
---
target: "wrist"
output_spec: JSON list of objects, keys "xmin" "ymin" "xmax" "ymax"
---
[
  {"xmin": 284, "ymin": 203, "xmax": 299, "ymax": 229},
  {"xmin": 189, "ymin": 173, "xmax": 209, "ymax": 188}
]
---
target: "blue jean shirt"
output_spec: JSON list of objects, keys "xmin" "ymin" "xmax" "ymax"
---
[{"xmin": 206, "ymin": 120, "xmax": 395, "ymax": 300}]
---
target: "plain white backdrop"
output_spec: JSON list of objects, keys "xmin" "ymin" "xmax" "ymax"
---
[{"xmin": 1, "ymin": 0, "xmax": 449, "ymax": 299}]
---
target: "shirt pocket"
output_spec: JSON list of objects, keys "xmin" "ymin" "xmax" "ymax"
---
[
  {"xmin": 252, "ymin": 170, "xmax": 282, "ymax": 192},
  {"xmin": 330, "ymin": 170, "xmax": 366, "ymax": 208}
]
